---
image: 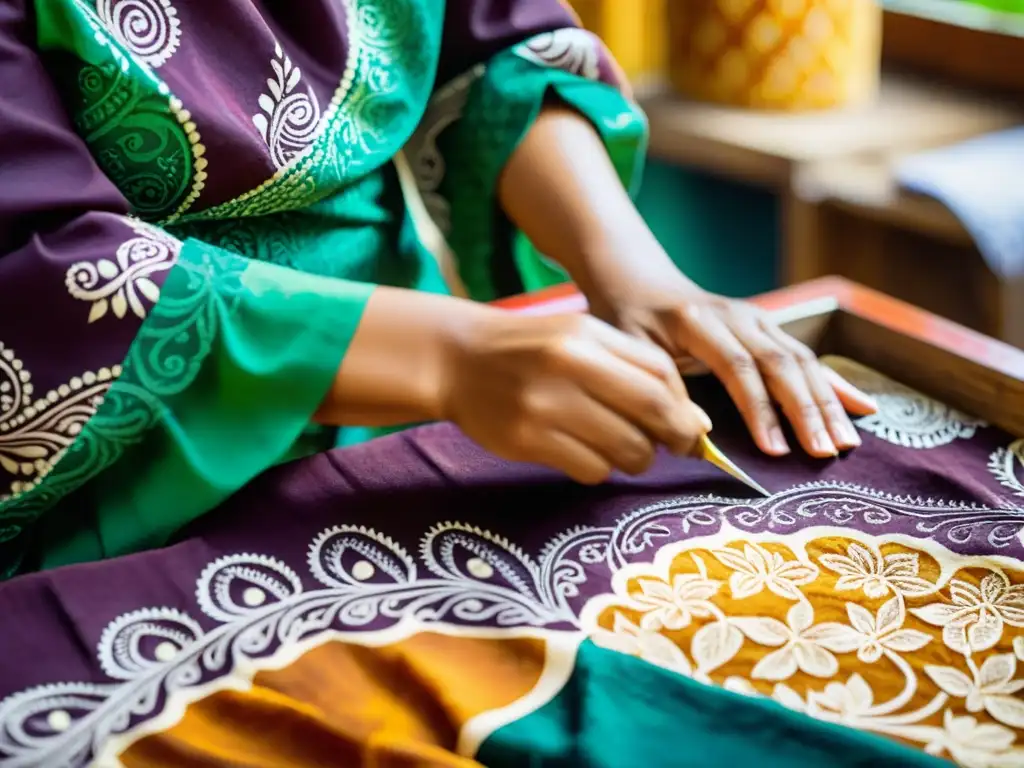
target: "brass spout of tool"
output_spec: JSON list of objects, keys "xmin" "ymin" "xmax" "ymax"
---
[{"xmin": 696, "ymin": 434, "xmax": 771, "ymax": 497}]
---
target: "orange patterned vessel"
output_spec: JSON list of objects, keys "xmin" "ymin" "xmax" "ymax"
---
[{"xmin": 668, "ymin": 0, "xmax": 882, "ymax": 111}]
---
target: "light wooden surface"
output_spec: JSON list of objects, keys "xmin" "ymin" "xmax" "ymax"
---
[{"xmin": 639, "ymin": 71, "xmax": 1022, "ymax": 188}]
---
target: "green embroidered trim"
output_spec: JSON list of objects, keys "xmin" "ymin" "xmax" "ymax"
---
[
  {"xmin": 174, "ymin": 0, "xmax": 443, "ymax": 223},
  {"xmin": 0, "ymin": 244, "xmax": 244, "ymax": 576},
  {"xmin": 35, "ymin": 0, "xmax": 206, "ymax": 220},
  {"xmin": 410, "ymin": 29, "xmax": 648, "ymax": 302}
]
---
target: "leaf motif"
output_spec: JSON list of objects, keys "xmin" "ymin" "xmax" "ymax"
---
[
  {"xmin": 96, "ymin": 259, "xmax": 119, "ymax": 279},
  {"xmin": 88, "ymin": 299, "xmax": 109, "ymax": 323},
  {"xmin": 911, "ymin": 602, "xmax": 963, "ymax": 627},
  {"xmin": 286, "ymin": 64, "xmax": 301, "ymax": 92},
  {"xmin": 787, "ymin": 600, "xmax": 813, "ymax": 633},
  {"xmin": 978, "ymin": 653, "xmax": 1016, "ymax": 690},
  {"xmin": 950, "ymin": 579, "xmax": 983, "ymax": 606},
  {"xmin": 713, "ymin": 547, "xmax": 756, "ymax": 575},
  {"xmin": 733, "ymin": 616, "xmax": 789, "ymax": 647},
  {"xmin": 889, "ymin": 576, "xmax": 935, "ymax": 598},
  {"xmin": 258, "ymin": 94, "xmax": 276, "ymax": 115},
  {"xmin": 743, "ymin": 544, "xmax": 769, "ymax": 574},
  {"xmin": 819, "ymin": 553, "xmax": 860, "ymax": 577},
  {"xmin": 0, "ymin": 455, "xmax": 20, "ymax": 474},
  {"xmin": 793, "ymin": 642, "xmax": 838, "ymax": 678},
  {"xmin": 876, "ymin": 596, "xmax": 903, "ymax": 635},
  {"xmin": 981, "ymin": 572, "xmax": 1009, "ymax": 604},
  {"xmin": 848, "ymin": 543, "xmax": 876, "ymax": 573},
  {"xmin": 772, "ymin": 683, "xmax": 806, "ymax": 711},
  {"xmin": 925, "ymin": 665, "xmax": 973, "ymax": 698},
  {"xmin": 252, "ymin": 114, "xmax": 269, "ymax": 139},
  {"xmin": 268, "ymin": 78, "xmax": 282, "ymax": 100},
  {"xmin": 1014, "ymin": 635, "xmax": 1024, "ymax": 662},
  {"xmin": 752, "ymin": 646, "xmax": 797, "ymax": 682},
  {"xmin": 136, "ymin": 277, "xmax": 161, "ymax": 304},
  {"xmin": 968, "ymin": 612, "xmax": 1004, "ymax": 653},
  {"xmin": 803, "ymin": 622, "xmax": 862, "ymax": 654},
  {"xmin": 846, "ymin": 602, "xmax": 876, "ymax": 635},
  {"xmin": 636, "ymin": 631, "xmax": 692, "ymax": 677},
  {"xmin": 110, "ymin": 290, "xmax": 128, "ymax": 319},
  {"xmin": 883, "ymin": 553, "xmax": 918, "ymax": 577},
  {"xmin": 882, "ymin": 629, "xmax": 931, "ymax": 653},
  {"xmin": 690, "ymin": 621, "xmax": 743, "ymax": 674},
  {"xmin": 730, "ymin": 572, "xmax": 763, "ymax": 600},
  {"xmin": 987, "ymin": 696, "xmax": 1024, "ymax": 729}
]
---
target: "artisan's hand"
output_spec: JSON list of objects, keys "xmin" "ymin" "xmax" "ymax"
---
[
  {"xmin": 440, "ymin": 312, "xmax": 712, "ymax": 484},
  {"xmin": 602, "ymin": 278, "xmax": 877, "ymax": 459}
]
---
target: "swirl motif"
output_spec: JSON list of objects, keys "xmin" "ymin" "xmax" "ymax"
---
[
  {"xmin": 2, "ymin": 476, "xmax": 1024, "ymax": 766},
  {"xmin": 253, "ymin": 45, "xmax": 323, "ymax": 169},
  {"xmin": 824, "ymin": 357, "xmax": 986, "ymax": 449},
  {"xmin": 65, "ymin": 221, "xmax": 179, "ymax": 323},
  {"xmin": 96, "ymin": 0, "xmax": 182, "ymax": 68},
  {"xmin": 514, "ymin": 28, "xmax": 601, "ymax": 80}
]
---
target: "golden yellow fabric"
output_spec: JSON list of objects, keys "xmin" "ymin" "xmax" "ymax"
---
[
  {"xmin": 120, "ymin": 634, "xmax": 548, "ymax": 767},
  {"xmin": 586, "ymin": 528, "xmax": 1024, "ymax": 758},
  {"xmin": 667, "ymin": 0, "xmax": 882, "ymax": 110}
]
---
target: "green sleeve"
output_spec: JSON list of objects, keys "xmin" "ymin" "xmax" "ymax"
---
[
  {"xmin": 407, "ymin": 30, "xmax": 649, "ymax": 302},
  {"xmin": 32, "ymin": 239, "xmax": 373, "ymax": 570}
]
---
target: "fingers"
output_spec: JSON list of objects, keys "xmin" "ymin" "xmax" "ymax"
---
[
  {"xmin": 571, "ymin": 332, "xmax": 710, "ymax": 457},
  {"xmin": 522, "ymin": 429, "xmax": 613, "ymax": 485},
  {"xmin": 822, "ymin": 366, "xmax": 879, "ymax": 416},
  {"xmin": 550, "ymin": 397, "xmax": 658, "ymax": 476},
  {"xmin": 685, "ymin": 316, "xmax": 790, "ymax": 457},
  {"xmin": 761, "ymin": 323, "xmax": 863, "ymax": 452}
]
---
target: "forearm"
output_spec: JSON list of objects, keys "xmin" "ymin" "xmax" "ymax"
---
[
  {"xmin": 315, "ymin": 287, "xmax": 495, "ymax": 427},
  {"xmin": 498, "ymin": 105, "xmax": 696, "ymax": 311}
]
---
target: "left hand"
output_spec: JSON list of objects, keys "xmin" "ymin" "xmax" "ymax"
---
[{"xmin": 593, "ymin": 277, "xmax": 878, "ymax": 459}]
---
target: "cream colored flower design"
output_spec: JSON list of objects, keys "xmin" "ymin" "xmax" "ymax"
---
[
  {"xmin": 723, "ymin": 676, "xmax": 808, "ymax": 712},
  {"xmin": 631, "ymin": 555, "xmax": 721, "ymax": 631},
  {"xmin": 733, "ymin": 600, "xmax": 844, "ymax": 681},
  {"xmin": 989, "ymin": 439, "xmax": 1024, "ymax": 500},
  {"xmin": 712, "ymin": 542, "xmax": 818, "ymax": 600},
  {"xmin": 923, "ymin": 711, "xmax": 1024, "ymax": 768},
  {"xmin": 820, "ymin": 543, "xmax": 935, "ymax": 599},
  {"xmin": 65, "ymin": 222, "xmax": 179, "ymax": 322},
  {"xmin": 809, "ymin": 597, "xmax": 932, "ymax": 664},
  {"xmin": 912, "ymin": 571, "xmax": 1024, "ymax": 654},
  {"xmin": 808, "ymin": 673, "xmax": 876, "ymax": 719},
  {"xmin": 926, "ymin": 654, "xmax": 1024, "ymax": 729},
  {"xmin": 592, "ymin": 612, "xmax": 694, "ymax": 678}
]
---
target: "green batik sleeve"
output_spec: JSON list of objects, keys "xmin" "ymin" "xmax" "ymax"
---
[
  {"xmin": 31, "ymin": 238, "xmax": 373, "ymax": 571},
  {"xmin": 407, "ymin": 28, "xmax": 648, "ymax": 302}
]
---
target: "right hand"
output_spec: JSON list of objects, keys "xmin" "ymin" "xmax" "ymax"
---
[{"xmin": 440, "ymin": 312, "xmax": 713, "ymax": 485}]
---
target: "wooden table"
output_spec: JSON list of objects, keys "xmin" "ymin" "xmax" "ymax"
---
[
  {"xmin": 494, "ymin": 277, "xmax": 1024, "ymax": 437},
  {"xmin": 636, "ymin": 72, "xmax": 1024, "ymax": 346}
]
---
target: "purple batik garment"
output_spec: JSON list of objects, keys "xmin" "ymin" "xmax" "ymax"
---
[
  {"xmin": 0, "ymin": 359, "xmax": 1022, "ymax": 765},
  {"xmin": 0, "ymin": 0, "xmax": 639, "ymax": 575}
]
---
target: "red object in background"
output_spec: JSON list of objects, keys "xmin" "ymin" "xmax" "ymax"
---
[{"xmin": 492, "ymin": 276, "xmax": 1024, "ymax": 381}]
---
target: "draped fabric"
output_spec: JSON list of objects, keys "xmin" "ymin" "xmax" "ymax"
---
[
  {"xmin": 0, "ymin": 0, "xmax": 645, "ymax": 575},
  {"xmin": 0, "ymin": 359, "xmax": 1021, "ymax": 766}
]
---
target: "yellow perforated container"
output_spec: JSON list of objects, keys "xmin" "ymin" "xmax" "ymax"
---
[{"xmin": 668, "ymin": 0, "xmax": 882, "ymax": 111}]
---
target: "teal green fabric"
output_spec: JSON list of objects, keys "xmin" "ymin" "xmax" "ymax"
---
[
  {"xmin": 35, "ymin": 242, "xmax": 374, "ymax": 569},
  {"xmin": 435, "ymin": 49, "xmax": 648, "ymax": 301},
  {"xmin": 478, "ymin": 640, "xmax": 948, "ymax": 768},
  {"xmin": 13, "ymin": 12, "xmax": 647, "ymax": 572}
]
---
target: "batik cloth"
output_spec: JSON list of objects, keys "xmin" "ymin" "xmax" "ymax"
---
[
  {"xmin": 0, "ymin": 0, "xmax": 646, "ymax": 576},
  {"xmin": 1, "ymin": 358, "xmax": 1022, "ymax": 767}
]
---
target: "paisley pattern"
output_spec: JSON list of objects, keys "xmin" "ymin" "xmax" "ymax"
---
[
  {"xmin": 3, "ymin": 472, "xmax": 1024, "ymax": 766},
  {"xmin": 824, "ymin": 356, "xmax": 987, "ymax": 449},
  {"xmin": 253, "ymin": 44, "xmax": 323, "ymax": 169}
]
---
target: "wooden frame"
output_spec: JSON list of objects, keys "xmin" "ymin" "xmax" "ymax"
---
[
  {"xmin": 883, "ymin": 8, "xmax": 1024, "ymax": 96},
  {"xmin": 494, "ymin": 277, "xmax": 1024, "ymax": 437}
]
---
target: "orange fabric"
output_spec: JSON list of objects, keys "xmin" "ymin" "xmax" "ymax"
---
[{"xmin": 120, "ymin": 633, "xmax": 547, "ymax": 767}]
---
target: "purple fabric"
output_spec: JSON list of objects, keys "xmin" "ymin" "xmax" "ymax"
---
[
  {"xmin": 0, "ymin": 0, "xmax": 590, "ymax": 535},
  {"xmin": 0, "ymin": 375, "xmax": 1019, "ymax": 764}
]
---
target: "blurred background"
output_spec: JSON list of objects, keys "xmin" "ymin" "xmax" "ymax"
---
[{"xmin": 556, "ymin": 0, "xmax": 1024, "ymax": 346}]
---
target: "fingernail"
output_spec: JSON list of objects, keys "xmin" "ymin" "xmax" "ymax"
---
[
  {"xmin": 769, "ymin": 427, "xmax": 790, "ymax": 455},
  {"xmin": 814, "ymin": 432, "xmax": 837, "ymax": 456},
  {"xmin": 695, "ymin": 406, "xmax": 713, "ymax": 433},
  {"xmin": 840, "ymin": 424, "xmax": 862, "ymax": 447}
]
